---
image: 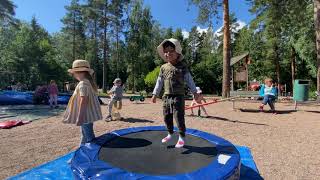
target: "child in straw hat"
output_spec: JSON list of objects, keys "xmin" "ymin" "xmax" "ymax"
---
[
  {"xmin": 63, "ymin": 59, "xmax": 102, "ymax": 145},
  {"xmin": 151, "ymin": 38, "xmax": 201, "ymax": 148}
]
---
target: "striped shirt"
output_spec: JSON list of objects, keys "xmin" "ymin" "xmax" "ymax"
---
[{"xmin": 63, "ymin": 79, "xmax": 102, "ymax": 125}]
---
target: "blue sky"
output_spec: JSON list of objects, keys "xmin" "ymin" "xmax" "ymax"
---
[{"xmin": 13, "ymin": 0, "xmax": 254, "ymax": 34}]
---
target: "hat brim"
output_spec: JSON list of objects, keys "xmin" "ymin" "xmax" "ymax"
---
[{"xmin": 68, "ymin": 67, "xmax": 94, "ymax": 75}]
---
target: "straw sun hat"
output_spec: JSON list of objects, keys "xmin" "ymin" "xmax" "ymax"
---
[
  {"xmin": 68, "ymin": 59, "xmax": 94, "ymax": 75},
  {"xmin": 157, "ymin": 38, "xmax": 184, "ymax": 61}
]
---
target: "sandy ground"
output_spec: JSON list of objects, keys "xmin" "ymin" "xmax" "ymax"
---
[{"xmin": 0, "ymin": 98, "xmax": 320, "ymax": 180}]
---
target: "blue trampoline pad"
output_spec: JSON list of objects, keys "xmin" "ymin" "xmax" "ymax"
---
[{"xmin": 9, "ymin": 127, "xmax": 262, "ymax": 180}]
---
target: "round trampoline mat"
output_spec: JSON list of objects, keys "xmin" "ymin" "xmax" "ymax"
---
[{"xmin": 98, "ymin": 130, "xmax": 217, "ymax": 175}]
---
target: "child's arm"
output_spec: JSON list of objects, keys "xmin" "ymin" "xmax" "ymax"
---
[
  {"xmin": 202, "ymin": 96, "xmax": 207, "ymax": 103},
  {"xmin": 184, "ymin": 72, "xmax": 201, "ymax": 103},
  {"xmin": 151, "ymin": 69, "xmax": 164, "ymax": 103},
  {"xmin": 76, "ymin": 96, "xmax": 88, "ymax": 126},
  {"xmin": 107, "ymin": 86, "xmax": 115, "ymax": 96}
]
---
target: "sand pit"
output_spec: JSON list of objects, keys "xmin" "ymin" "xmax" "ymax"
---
[{"xmin": 0, "ymin": 99, "xmax": 319, "ymax": 179}]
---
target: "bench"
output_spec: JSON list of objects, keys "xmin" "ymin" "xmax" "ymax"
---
[{"xmin": 230, "ymin": 91, "xmax": 266, "ymax": 110}]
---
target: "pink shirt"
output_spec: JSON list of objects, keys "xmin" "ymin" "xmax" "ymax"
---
[{"xmin": 48, "ymin": 84, "xmax": 58, "ymax": 95}]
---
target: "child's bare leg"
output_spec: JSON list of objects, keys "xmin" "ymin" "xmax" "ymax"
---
[
  {"xmin": 190, "ymin": 101, "xmax": 196, "ymax": 115},
  {"xmin": 201, "ymin": 106, "xmax": 209, "ymax": 116},
  {"xmin": 260, "ymin": 95, "xmax": 269, "ymax": 111}
]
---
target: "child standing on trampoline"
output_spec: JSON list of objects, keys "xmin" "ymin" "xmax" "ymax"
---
[
  {"xmin": 259, "ymin": 78, "xmax": 277, "ymax": 113},
  {"xmin": 105, "ymin": 78, "xmax": 123, "ymax": 121},
  {"xmin": 151, "ymin": 38, "xmax": 200, "ymax": 148},
  {"xmin": 63, "ymin": 59, "xmax": 102, "ymax": 145}
]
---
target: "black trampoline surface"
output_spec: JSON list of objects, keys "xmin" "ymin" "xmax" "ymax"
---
[{"xmin": 98, "ymin": 131, "xmax": 218, "ymax": 175}]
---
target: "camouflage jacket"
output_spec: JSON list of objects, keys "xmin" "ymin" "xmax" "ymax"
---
[{"xmin": 152, "ymin": 61, "xmax": 197, "ymax": 96}]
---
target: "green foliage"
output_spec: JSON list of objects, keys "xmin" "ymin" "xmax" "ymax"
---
[
  {"xmin": 0, "ymin": 0, "xmax": 17, "ymax": 25},
  {"xmin": 144, "ymin": 66, "xmax": 160, "ymax": 93},
  {"xmin": 0, "ymin": 18, "xmax": 69, "ymax": 89},
  {"xmin": 1, "ymin": 0, "xmax": 318, "ymax": 96},
  {"xmin": 125, "ymin": 0, "xmax": 155, "ymax": 92},
  {"xmin": 188, "ymin": 0, "xmax": 219, "ymax": 25}
]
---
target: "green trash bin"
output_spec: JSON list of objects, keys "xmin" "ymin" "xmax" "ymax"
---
[{"xmin": 293, "ymin": 80, "xmax": 310, "ymax": 102}]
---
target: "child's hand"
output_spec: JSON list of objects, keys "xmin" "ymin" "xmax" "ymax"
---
[{"xmin": 151, "ymin": 95, "xmax": 157, "ymax": 103}]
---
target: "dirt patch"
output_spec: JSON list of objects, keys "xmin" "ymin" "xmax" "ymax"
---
[{"xmin": 0, "ymin": 99, "xmax": 319, "ymax": 179}]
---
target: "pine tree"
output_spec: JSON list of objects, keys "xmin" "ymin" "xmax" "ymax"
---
[
  {"xmin": 126, "ymin": 0, "xmax": 154, "ymax": 92},
  {"xmin": 189, "ymin": 0, "xmax": 231, "ymax": 97},
  {"xmin": 315, "ymin": 0, "xmax": 320, "ymax": 93},
  {"xmin": 0, "ymin": 0, "xmax": 16, "ymax": 24},
  {"xmin": 61, "ymin": 0, "xmax": 87, "ymax": 62}
]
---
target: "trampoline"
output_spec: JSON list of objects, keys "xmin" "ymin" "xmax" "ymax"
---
[{"xmin": 71, "ymin": 126, "xmax": 241, "ymax": 180}]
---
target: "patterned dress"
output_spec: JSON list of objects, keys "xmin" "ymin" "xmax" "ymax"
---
[{"xmin": 63, "ymin": 79, "xmax": 102, "ymax": 125}]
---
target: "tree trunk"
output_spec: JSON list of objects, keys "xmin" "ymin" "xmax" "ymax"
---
[
  {"xmin": 116, "ymin": 25, "xmax": 120, "ymax": 78},
  {"xmin": 314, "ymin": 0, "xmax": 320, "ymax": 95},
  {"xmin": 291, "ymin": 46, "xmax": 296, "ymax": 92},
  {"xmin": 72, "ymin": 11, "xmax": 76, "ymax": 61},
  {"xmin": 274, "ymin": 44, "xmax": 281, "ymax": 95},
  {"xmin": 222, "ymin": 0, "xmax": 231, "ymax": 98},
  {"xmin": 102, "ymin": 8, "xmax": 108, "ymax": 93},
  {"xmin": 93, "ymin": 19, "xmax": 98, "ymax": 87}
]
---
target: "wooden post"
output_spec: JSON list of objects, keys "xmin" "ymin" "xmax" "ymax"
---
[
  {"xmin": 232, "ymin": 99, "xmax": 235, "ymax": 110},
  {"xmin": 246, "ymin": 62, "xmax": 249, "ymax": 91},
  {"xmin": 231, "ymin": 66, "xmax": 234, "ymax": 91}
]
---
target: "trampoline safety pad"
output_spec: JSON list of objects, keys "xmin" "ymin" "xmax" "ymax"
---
[{"xmin": 71, "ymin": 126, "xmax": 241, "ymax": 180}]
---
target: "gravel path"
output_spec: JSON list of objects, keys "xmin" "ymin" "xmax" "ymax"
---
[{"xmin": 0, "ymin": 99, "xmax": 319, "ymax": 179}]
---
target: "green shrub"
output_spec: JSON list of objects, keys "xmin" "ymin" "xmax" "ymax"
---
[{"xmin": 144, "ymin": 66, "xmax": 160, "ymax": 93}]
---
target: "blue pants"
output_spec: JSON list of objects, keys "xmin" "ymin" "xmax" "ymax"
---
[
  {"xmin": 262, "ymin": 95, "xmax": 275, "ymax": 110},
  {"xmin": 80, "ymin": 123, "xmax": 95, "ymax": 145}
]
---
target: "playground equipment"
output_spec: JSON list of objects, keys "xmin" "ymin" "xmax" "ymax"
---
[
  {"xmin": 0, "ymin": 91, "xmax": 70, "ymax": 105},
  {"xmin": 70, "ymin": 126, "xmax": 241, "ymax": 179},
  {"xmin": 129, "ymin": 94, "xmax": 145, "ymax": 102},
  {"xmin": 186, "ymin": 97, "xmax": 237, "ymax": 116}
]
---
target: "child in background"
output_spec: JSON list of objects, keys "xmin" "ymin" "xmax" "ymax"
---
[
  {"xmin": 48, "ymin": 80, "xmax": 59, "ymax": 108},
  {"xmin": 33, "ymin": 85, "xmax": 48, "ymax": 104},
  {"xmin": 151, "ymin": 38, "xmax": 200, "ymax": 148},
  {"xmin": 190, "ymin": 87, "xmax": 209, "ymax": 117},
  {"xmin": 259, "ymin": 78, "xmax": 277, "ymax": 113},
  {"xmin": 105, "ymin": 78, "xmax": 123, "ymax": 121},
  {"xmin": 63, "ymin": 60, "xmax": 102, "ymax": 145}
]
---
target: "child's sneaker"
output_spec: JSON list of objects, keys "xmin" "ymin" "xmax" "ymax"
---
[
  {"xmin": 175, "ymin": 140, "xmax": 185, "ymax": 148},
  {"xmin": 161, "ymin": 134, "xmax": 172, "ymax": 143},
  {"xmin": 105, "ymin": 115, "xmax": 112, "ymax": 122},
  {"xmin": 259, "ymin": 105, "xmax": 264, "ymax": 112}
]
